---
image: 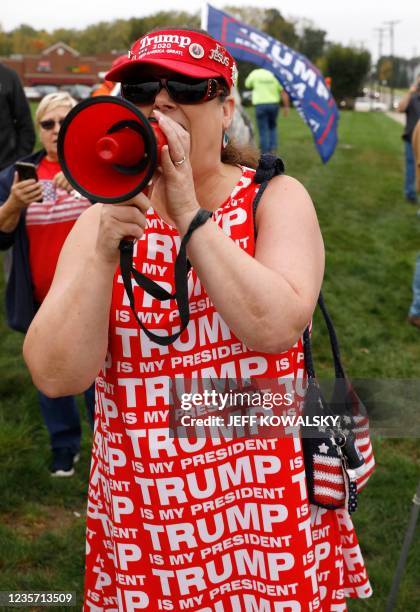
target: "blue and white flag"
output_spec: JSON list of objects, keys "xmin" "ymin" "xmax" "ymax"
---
[{"xmin": 203, "ymin": 4, "xmax": 339, "ymax": 163}]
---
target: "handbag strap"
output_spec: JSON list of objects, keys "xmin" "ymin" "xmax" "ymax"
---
[
  {"xmin": 301, "ymin": 295, "xmax": 345, "ymax": 380},
  {"xmin": 252, "ymin": 154, "xmax": 345, "ymax": 380},
  {"xmin": 302, "ymin": 327, "xmax": 316, "ymax": 379},
  {"xmin": 317, "ymin": 292, "xmax": 345, "ymax": 379}
]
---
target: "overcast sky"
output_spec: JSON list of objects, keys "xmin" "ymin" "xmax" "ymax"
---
[{"xmin": 1, "ymin": 0, "xmax": 419, "ymax": 61}]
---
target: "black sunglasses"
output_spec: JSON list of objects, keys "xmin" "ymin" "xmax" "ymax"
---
[
  {"xmin": 39, "ymin": 118, "xmax": 66, "ymax": 130},
  {"xmin": 121, "ymin": 77, "xmax": 228, "ymax": 105}
]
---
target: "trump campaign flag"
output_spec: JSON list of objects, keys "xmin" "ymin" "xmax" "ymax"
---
[{"xmin": 203, "ymin": 4, "xmax": 339, "ymax": 163}]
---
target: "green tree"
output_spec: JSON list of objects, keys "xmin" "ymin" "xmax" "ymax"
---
[
  {"xmin": 49, "ymin": 28, "xmax": 79, "ymax": 49},
  {"xmin": 378, "ymin": 57, "xmax": 392, "ymax": 84},
  {"xmin": 263, "ymin": 8, "xmax": 298, "ymax": 48},
  {"xmin": 297, "ymin": 25, "xmax": 327, "ymax": 63},
  {"xmin": 10, "ymin": 24, "xmax": 39, "ymax": 54},
  {"xmin": 324, "ymin": 44, "xmax": 371, "ymax": 105},
  {"xmin": 76, "ymin": 20, "xmax": 132, "ymax": 54},
  {"xmin": 129, "ymin": 11, "xmax": 200, "ymax": 43},
  {"xmin": 223, "ymin": 6, "xmax": 266, "ymax": 30},
  {"xmin": 0, "ymin": 11, "xmax": 201, "ymax": 57},
  {"xmin": 377, "ymin": 56, "xmax": 410, "ymax": 89},
  {"xmin": 0, "ymin": 25, "xmax": 13, "ymax": 55},
  {"xmin": 224, "ymin": 6, "xmax": 298, "ymax": 47},
  {"xmin": 389, "ymin": 57, "xmax": 409, "ymax": 88}
]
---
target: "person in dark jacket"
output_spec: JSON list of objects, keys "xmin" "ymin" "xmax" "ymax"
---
[
  {"xmin": 0, "ymin": 92, "xmax": 94, "ymax": 476},
  {"xmin": 398, "ymin": 76, "xmax": 420, "ymax": 203},
  {"xmin": 0, "ymin": 63, "xmax": 36, "ymax": 171}
]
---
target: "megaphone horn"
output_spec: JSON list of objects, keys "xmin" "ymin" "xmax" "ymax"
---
[{"xmin": 57, "ymin": 96, "xmax": 167, "ymax": 204}]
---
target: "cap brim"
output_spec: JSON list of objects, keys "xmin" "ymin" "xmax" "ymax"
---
[{"xmin": 106, "ymin": 58, "xmax": 222, "ymax": 83}]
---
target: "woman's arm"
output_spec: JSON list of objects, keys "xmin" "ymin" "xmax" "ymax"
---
[
  {"xmin": 281, "ymin": 90, "xmax": 290, "ymax": 117},
  {"xmin": 0, "ymin": 199, "xmax": 21, "ymax": 234},
  {"xmin": 176, "ymin": 174, "xmax": 324, "ymax": 353},
  {"xmin": 23, "ymin": 201, "xmax": 147, "ymax": 397},
  {"xmin": 0, "ymin": 173, "xmax": 43, "ymax": 234},
  {"xmin": 397, "ymin": 86, "xmax": 415, "ymax": 112}
]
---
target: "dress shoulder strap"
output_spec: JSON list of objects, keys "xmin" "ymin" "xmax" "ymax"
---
[
  {"xmin": 252, "ymin": 153, "xmax": 285, "ymax": 235},
  {"xmin": 254, "ymin": 153, "xmax": 285, "ymax": 185}
]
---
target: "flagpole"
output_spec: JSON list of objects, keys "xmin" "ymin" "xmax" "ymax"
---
[{"xmin": 201, "ymin": 2, "xmax": 209, "ymax": 30}]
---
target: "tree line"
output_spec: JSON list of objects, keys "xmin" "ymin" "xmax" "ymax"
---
[{"xmin": 0, "ymin": 6, "xmax": 379, "ymax": 102}]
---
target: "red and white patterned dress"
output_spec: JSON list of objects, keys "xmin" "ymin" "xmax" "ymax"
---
[{"xmin": 84, "ymin": 167, "xmax": 372, "ymax": 611}]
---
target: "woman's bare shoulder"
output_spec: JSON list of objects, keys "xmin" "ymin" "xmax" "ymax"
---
[
  {"xmin": 255, "ymin": 173, "xmax": 315, "ymax": 221},
  {"xmin": 264, "ymin": 173, "xmax": 311, "ymax": 198}
]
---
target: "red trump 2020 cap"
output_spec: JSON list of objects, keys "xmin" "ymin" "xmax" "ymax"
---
[{"xmin": 105, "ymin": 29, "xmax": 238, "ymax": 90}]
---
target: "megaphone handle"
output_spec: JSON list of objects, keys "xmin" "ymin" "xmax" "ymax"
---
[
  {"xmin": 119, "ymin": 238, "xmax": 185, "ymax": 346},
  {"xmin": 119, "ymin": 238, "xmax": 136, "ymax": 250}
]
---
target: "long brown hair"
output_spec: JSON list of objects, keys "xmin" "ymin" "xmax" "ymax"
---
[{"xmin": 221, "ymin": 139, "xmax": 259, "ymax": 168}]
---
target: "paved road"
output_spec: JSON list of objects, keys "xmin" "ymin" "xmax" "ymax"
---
[{"xmin": 386, "ymin": 111, "xmax": 405, "ymax": 125}]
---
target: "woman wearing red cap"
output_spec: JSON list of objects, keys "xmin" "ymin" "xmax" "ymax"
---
[{"xmin": 24, "ymin": 29, "xmax": 371, "ymax": 611}]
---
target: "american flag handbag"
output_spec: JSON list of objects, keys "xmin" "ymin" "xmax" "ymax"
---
[{"xmin": 301, "ymin": 294, "xmax": 375, "ymax": 513}]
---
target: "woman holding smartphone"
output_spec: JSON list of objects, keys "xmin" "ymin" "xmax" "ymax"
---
[{"xmin": 0, "ymin": 91, "xmax": 94, "ymax": 477}]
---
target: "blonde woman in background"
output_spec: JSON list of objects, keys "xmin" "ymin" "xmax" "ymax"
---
[{"xmin": 0, "ymin": 92, "xmax": 94, "ymax": 476}]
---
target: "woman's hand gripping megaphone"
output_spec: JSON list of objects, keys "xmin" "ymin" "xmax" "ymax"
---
[{"xmin": 57, "ymin": 96, "xmax": 169, "ymax": 263}]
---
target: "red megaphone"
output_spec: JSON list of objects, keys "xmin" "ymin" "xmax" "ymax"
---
[{"xmin": 57, "ymin": 96, "xmax": 167, "ymax": 204}]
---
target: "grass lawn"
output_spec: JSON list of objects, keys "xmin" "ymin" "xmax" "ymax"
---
[{"xmin": 0, "ymin": 107, "xmax": 419, "ymax": 611}]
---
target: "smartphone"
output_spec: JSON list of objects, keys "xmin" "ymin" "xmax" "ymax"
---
[
  {"xmin": 16, "ymin": 161, "xmax": 39, "ymax": 182},
  {"xmin": 15, "ymin": 162, "xmax": 43, "ymax": 202}
]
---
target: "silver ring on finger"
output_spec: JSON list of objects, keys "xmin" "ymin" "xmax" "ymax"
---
[{"xmin": 173, "ymin": 155, "xmax": 186, "ymax": 167}]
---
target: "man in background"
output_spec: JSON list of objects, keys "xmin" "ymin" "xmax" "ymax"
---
[
  {"xmin": 0, "ymin": 63, "xmax": 35, "ymax": 171},
  {"xmin": 398, "ymin": 75, "xmax": 420, "ymax": 203},
  {"xmin": 91, "ymin": 55, "xmax": 127, "ymax": 98},
  {"xmin": 402, "ymin": 76, "xmax": 420, "ymax": 327},
  {"xmin": 245, "ymin": 67, "xmax": 289, "ymax": 155}
]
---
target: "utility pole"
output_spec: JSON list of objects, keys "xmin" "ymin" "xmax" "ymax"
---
[
  {"xmin": 374, "ymin": 27, "xmax": 386, "ymax": 102},
  {"xmin": 374, "ymin": 27, "xmax": 386, "ymax": 71},
  {"xmin": 383, "ymin": 20, "xmax": 400, "ymax": 109}
]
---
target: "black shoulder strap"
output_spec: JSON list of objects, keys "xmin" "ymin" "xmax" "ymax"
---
[
  {"xmin": 252, "ymin": 154, "xmax": 285, "ymax": 236},
  {"xmin": 254, "ymin": 154, "xmax": 286, "ymax": 184},
  {"xmin": 252, "ymin": 154, "xmax": 345, "ymax": 380}
]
